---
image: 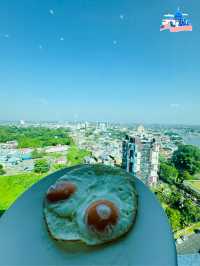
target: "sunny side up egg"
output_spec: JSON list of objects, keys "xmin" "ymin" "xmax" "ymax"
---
[{"xmin": 44, "ymin": 165, "xmax": 138, "ymax": 245}]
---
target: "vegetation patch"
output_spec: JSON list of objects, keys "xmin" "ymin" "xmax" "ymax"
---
[
  {"xmin": 67, "ymin": 145, "xmax": 91, "ymax": 166},
  {"xmin": 0, "ymin": 126, "xmax": 73, "ymax": 148},
  {"xmin": 185, "ymin": 180, "xmax": 200, "ymax": 193},
  {"xmin": 174, "ymin": 222, "xmax": 200, "ymax": 239},
  {"xmin": 0, "ymin": 173, "xmax": 44, "ymax": 210}
]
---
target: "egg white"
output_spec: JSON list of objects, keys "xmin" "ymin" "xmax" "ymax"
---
[{"xmin": 44, "ymin": 165, "xmax": 138, "ymax": 245}]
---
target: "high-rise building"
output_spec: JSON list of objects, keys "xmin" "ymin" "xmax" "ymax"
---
[{"xmin": 122, "ymin": 134, "xmax": 159, "ymax": 186}]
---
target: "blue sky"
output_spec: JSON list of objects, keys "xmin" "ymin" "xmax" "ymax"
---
[{"xmin": 0, "ymin": 0, "xmax": 200, "ymax": 124}]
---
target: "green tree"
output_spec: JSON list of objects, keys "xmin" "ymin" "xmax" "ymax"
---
[
  {"xmin": 172, "ymin": 145, "xmax": 200, "ymax": 175},
  {"xmin": 34, "ymin": 159, "xmax": 50, "ymax": 174},
  {"xmin": 159, "ymin": 155, "xmax": 168, "ymax": 164},
  {"xmin": 159, "ymin": 162, "xmax": 179, "ymax": 184},
  {"xmin": 0, "ymin": 164, "xmax": 5, "ymax": 175},
  {"xmin": 0, "ymin": 126, "xmax": 73, "ymax": 148},
  {"xmin": 53, "ymin": 164, "xmax": 67, "ymax": 170},
  {"xmin": 181, "ymin": 199, "xmax": 200, "ymax": 225},
  {"xmin": 168, "ymin": 190, "xmax": 184, "ymax": 209},
  {"xmin": 182, "ymin": 171, "xmax": 193, "ymax": 181},
  {"xmin": 165, "ymin": 207, "xmax": 182, "ymax": 231}
]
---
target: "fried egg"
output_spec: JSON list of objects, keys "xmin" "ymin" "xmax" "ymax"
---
[{"xmin": 44, "ymin": 165, "xmax": 138, "ymax": 245}]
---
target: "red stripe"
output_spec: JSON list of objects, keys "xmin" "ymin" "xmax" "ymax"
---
[{"xmin": 170, "ymin": 25, "xmax": 192, "ymax": 32}]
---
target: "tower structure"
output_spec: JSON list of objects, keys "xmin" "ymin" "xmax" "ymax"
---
[{"xmin": 122, "ymin": 134, "xmax": 159, "ymax": 186}]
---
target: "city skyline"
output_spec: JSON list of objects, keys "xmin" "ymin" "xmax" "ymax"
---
[
  {"xmin": 0, "ymin": 0, "xmax": 200, "ymax": 124},
  {"xmin": 1, "ymin": 119, "xmax": 200, "ymax": 127}
]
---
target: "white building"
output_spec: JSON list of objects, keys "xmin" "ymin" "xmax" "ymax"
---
[
  {"xmin": 122, "ymin": 135, "xmax": 160, "ymax": 186},
  {"xmin": 45, "ymin": 145, "xmax": 69, "ymax": 153}
]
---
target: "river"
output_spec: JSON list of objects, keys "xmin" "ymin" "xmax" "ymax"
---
[{"xmin": 183, "ymin": 136, "xmax": 200, "ymax": 147}]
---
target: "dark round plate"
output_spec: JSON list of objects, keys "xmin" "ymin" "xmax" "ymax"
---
[{"xmin": 0, "ymin": 166, "xmax": 177, "ymax": 266}]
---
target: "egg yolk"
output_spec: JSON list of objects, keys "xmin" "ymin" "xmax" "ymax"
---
[
  {"xmin": 85, "ymin": 200, "xmax": 119, "ymax": 233},
  {"xmin": 46, "ymin": 181, "xmax": 76, "ymax": 202}
]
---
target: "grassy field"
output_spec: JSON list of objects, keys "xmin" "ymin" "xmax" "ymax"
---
[
  {"xmin": 193, "ymin": 173, "xmax": 200, "ymax": 180},
  {"xmin": 185, "ymin": 180, "xmax": 200, "ymax": 193},
  {"xmin": 67, "ymin": 145, "xmax": 91, "ymax": 166},
  {"xmin": 0, "ymin": 173, "xmax": 44, "ymax": 211},
  {"xmin": 0, "ymin": 145, "xmax": 91, "ymax": 211},
  {"xmin": 174, "ymin": 222, "xmax": 200, "ymax": 239}
]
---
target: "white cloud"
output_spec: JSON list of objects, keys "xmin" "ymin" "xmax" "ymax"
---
[{"xmin": 49, "ymin": 9, "xmax": 55, "ymax": 16}]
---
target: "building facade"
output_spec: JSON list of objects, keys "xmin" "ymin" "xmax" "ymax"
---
[{"xmin": 122, "ymin": 135, "xmax": 159, "ymax": 186}]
